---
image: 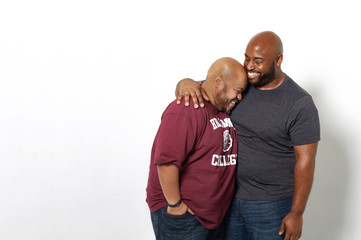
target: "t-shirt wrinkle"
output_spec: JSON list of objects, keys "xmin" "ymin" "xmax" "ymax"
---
[{"xmin": 285, "ymin": 95, "xmax": 310, "ymax": 131}]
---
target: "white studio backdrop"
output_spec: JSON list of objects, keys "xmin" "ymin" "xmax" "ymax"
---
[{"xmin": 0, "ymin": 0, "xmax": 360, "ymax": 239}]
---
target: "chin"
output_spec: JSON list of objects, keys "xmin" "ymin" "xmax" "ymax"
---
[
  {"xmin": 224, "ymin": 108, "xmax": 231, "ymax": 115},
  {"xmin": 249, "ymin": 78, "xmax": 260, "ymax": 86}
]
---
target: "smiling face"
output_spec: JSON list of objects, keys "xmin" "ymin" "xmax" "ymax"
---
[
  {"xmin": 202, "ymin": 57, "xmax": 248, "ymax": 113},
  {"xmin": 243, "ymin": 31, "xmax": 283, "ymax": 88},
  {"xmin": 244, "ymin": 52, "xmax": 277, "ymax": 88},
  {"xmin": 214, "ymin": 70, "xmax": 247, "ymax": 114}
]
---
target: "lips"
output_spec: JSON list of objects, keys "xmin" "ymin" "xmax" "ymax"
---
[
  {"xmin": 247, "ymin": 71, "xmax": 260, "ymax": 79},
  {"xmin": 229, "ymin": 100, "xmax": 237, "ymax": 109}
]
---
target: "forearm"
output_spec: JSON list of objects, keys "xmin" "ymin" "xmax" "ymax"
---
[
  {"xmin": 175, "ymin": 78, "xmax": 202, "ymax": 97},
  {"xmin": 291, "ymin": 160, "xmax": 315, "ymax": 214},
  {"xmin": 157, "ymin": 163, "xmax": 181, "ymax": 204},
  {"xmin": 175, "ymin": 78, "xmax": 208, "ymax": 108},
  {"xmin": 291, "ymin": 142, "xmax": 318, "ymax": 214}
]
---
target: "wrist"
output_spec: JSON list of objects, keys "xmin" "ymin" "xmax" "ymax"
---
[
  {"xmin": 290, "ymin": 208, "xmax": 304, "ymax": 216},
  {"xmin": 166, "ymin": 199, "xmax": 182, "ymax": 208}
]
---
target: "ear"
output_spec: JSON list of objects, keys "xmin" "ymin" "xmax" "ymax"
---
[
  {"xmin": 215, "ymin": 75, "xmax": 225, "ymax": 89},
  {"xmin": 276, "ymin": 54, "xmax": 283, "ymax": 67}
]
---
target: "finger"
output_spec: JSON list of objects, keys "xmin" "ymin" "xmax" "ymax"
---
[
  {"xmin": 291, "ymin": 233, "xmax": 299, "ymax": 240},
  {"xmin": 195, "ymin": 89, "xmax": 205, "ymax": 108},
  {"xmin": 189, "ymin": 91, "xmax": 199, "ymax": 109},
  {"xmin": 284, "ymin": 232, "xmax": 291, "ymax": 240},
  {"xmin": 279, "ymin": 222, "xmax": 285, "ymax": 235},
  {"xmin": 177, "ymin": 94, "xmax": 183, "ymax": 104},
  {"xmin": 293, "ymin": 232, "xmax": 301, "ymax": 240},
  {"xmin": 289, "ymin": 230, "xmax": 301, "ymax": 240},
  {"xmin": 184, "ymin": 92, "xmax": 190, "ymax": 107},
  {"xmin": 188, "ymin": 208, "xmax": 195, "ymax": 215}
]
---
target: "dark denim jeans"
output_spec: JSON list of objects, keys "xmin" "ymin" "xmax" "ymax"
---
[
  {"xmin": 150, "ymin": 207, "xmax": 224, "ymax": 240},
  {"xmin": 224, "ymin": 197, "xmax": 292, "ymax": 240}
]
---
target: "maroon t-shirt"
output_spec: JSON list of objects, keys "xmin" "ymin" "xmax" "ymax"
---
[{"xmin": 146, "ymin": 99, "xmax": 238, "ymax": 229}]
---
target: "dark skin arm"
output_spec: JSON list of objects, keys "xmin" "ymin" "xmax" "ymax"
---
[
  {"xmin": 279, "ymin": 142, "xmax": 318, "ymax": 240},
  {"xmin": 175, "ymin": 78, "xmax": 209, "ymax": 108},
  {"xmin": 157, "ymin": 163, "xmax": 194, "ymax": 215}
]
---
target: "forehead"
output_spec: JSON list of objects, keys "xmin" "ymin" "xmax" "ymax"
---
[
  {"xmin": 228, "ymin": 72, "xmax": 247, "ymax": 89},
  {"xmin": 245, "ymin": 38, "xmax": 275, "ymax": 58}
]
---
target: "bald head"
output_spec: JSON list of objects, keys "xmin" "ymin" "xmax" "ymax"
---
[
  {"xmin": 206, "ymin": 57, "xmax": 246, "ymax": 83},
  {"xmin": 247, "ymin": 31, "xmax": 283, "ymax": 58},
  {"xmin": 202, "ymin": 57, "xmax": 247, "ymax": 113},
  {"xmin": 248, "ymin": 31, "xmax": 283, "ymax": 55}
]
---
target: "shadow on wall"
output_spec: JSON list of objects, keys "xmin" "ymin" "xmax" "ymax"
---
[{"xmin": 302, "ymin": 84, "xmax": 350, "ymax": 240}]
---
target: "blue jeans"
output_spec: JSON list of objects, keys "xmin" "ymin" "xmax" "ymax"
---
[
  {"xmin": 150, "ymin": 207, "xmax": 224, "ymax": 240},
  {"xmin": 224, "ymin": 197, "xmax": 292, "ymax": 240}
]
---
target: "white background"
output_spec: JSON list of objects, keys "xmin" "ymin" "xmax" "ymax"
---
[{"xmin": 0, "ymin": 0, "xmax": 360, "ymax": 239}]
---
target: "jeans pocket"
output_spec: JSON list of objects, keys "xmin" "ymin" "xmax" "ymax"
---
[
  {"xmin": 160, "ymin": 207, "xmax": 199, "ymax": 235},
  {"xmin": 162, "ymin": 207, "xmax": 191, "ymax": 218}
]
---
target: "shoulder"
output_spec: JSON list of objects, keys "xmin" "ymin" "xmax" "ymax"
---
[
  {"xmin": 162, "ymin": 99, "xmax": 210, "ymax": 119},
  {"xmin": 284, "ymin": 77, "xmax": 318, "ymax": 115},
  {"xmin": 281, "ymin": 75, "xmax": 316, "ymax": 104},
  {"xmin": 284, "ymin": 75, "xmax": 311, "ymax": 97}
]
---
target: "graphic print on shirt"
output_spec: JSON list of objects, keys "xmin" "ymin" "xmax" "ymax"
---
[
  {"xmin": 209, "ymin": 118, "xmax": 237, "ymax": 167},
  {"xmin": 223, "ymin": 130, "xmax": 232, "ymax": 152}
]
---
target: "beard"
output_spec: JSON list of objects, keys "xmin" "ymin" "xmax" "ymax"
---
[
  {"xmin": 251, "ymin": 61, "xmax": 276, "ymax": 88},
  {"xmin": 214, "ymin": 96, "xmax": 238, "ymax": 114},
  {"xmin": 216, "ymin": 101, "xmax": 229, "ymax": 113}
]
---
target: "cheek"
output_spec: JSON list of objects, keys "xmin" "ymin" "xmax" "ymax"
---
[
  {"xmin": 256, "ymin": 64, "xmax": 264, "ymax": 72},
  {"xmin": 226, "ymin": 92, "xmax": 236, "ymax": 101},
  {"xmin": 260, "ymin": 63, "xmax": 274, "ymax": 74}
]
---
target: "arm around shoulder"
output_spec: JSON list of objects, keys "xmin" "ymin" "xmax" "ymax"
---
[{"xmin": 175, "ymin": 78, "xmax": 209, "ymax": 108}]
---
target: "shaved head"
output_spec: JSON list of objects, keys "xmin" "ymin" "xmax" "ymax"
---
[
  {"xmin": 202, "ymin": 57, "xmax": 247, "ymax": 113},
  {"xmin": 247, "ymin": 31, "xmax": 283, "ymax": 59},
  {"xmin": 206, "ymin": 57, "xmax": 246, "ymax": 84}
]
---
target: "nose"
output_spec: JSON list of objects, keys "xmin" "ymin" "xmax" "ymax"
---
[
  {"xmin": 245, "ymin": 60, "xmax": 255, "ymax": 71},
  {"xmin": 237, "ymin": 94, "xmax": 242, "ymax": 101}
]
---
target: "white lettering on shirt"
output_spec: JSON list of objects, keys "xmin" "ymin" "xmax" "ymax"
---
[
  {"xmin": 211, "ymin": 154, "xmax": 237, "ymax": 166},
  {"xmin": 210, "ymin": 117, "xmax": 234, "ymax": 130}
]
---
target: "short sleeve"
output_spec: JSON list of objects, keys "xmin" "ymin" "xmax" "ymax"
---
[
  {"xmin": 287, "ymin": 95, "xmax": 320, "ymax": 146},
  {"xmin": 153, "ymin": 110, "xmax": 197, "ymax": 170}
]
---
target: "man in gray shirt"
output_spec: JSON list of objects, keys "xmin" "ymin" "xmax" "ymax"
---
[{"xmin": 175, "ymin": 31, "xmax": 320, "ymax": 240}]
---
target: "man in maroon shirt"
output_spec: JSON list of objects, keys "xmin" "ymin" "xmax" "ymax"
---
[{"xmin": 146, "ymin": 57, "xmax": 247, "ymax": 239}]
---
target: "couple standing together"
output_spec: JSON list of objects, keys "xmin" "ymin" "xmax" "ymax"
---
[{"xmin": 146, "ymin": 31, "xmax": 320, "ymax": 240}]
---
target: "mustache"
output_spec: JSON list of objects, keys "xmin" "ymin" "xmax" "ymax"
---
[{"xmin": 232, "ymin": 98, "xmax": 240, "ymax": 104}]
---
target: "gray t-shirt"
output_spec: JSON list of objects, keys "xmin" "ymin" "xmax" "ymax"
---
[{"xmin": 230, "ymin": 75, "xmax": 320, "ymax": 201}]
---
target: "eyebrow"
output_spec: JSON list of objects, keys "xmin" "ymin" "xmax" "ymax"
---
[{"xmin": 244, "ymin": 54, "xmax": 265, "ymax": 60}]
